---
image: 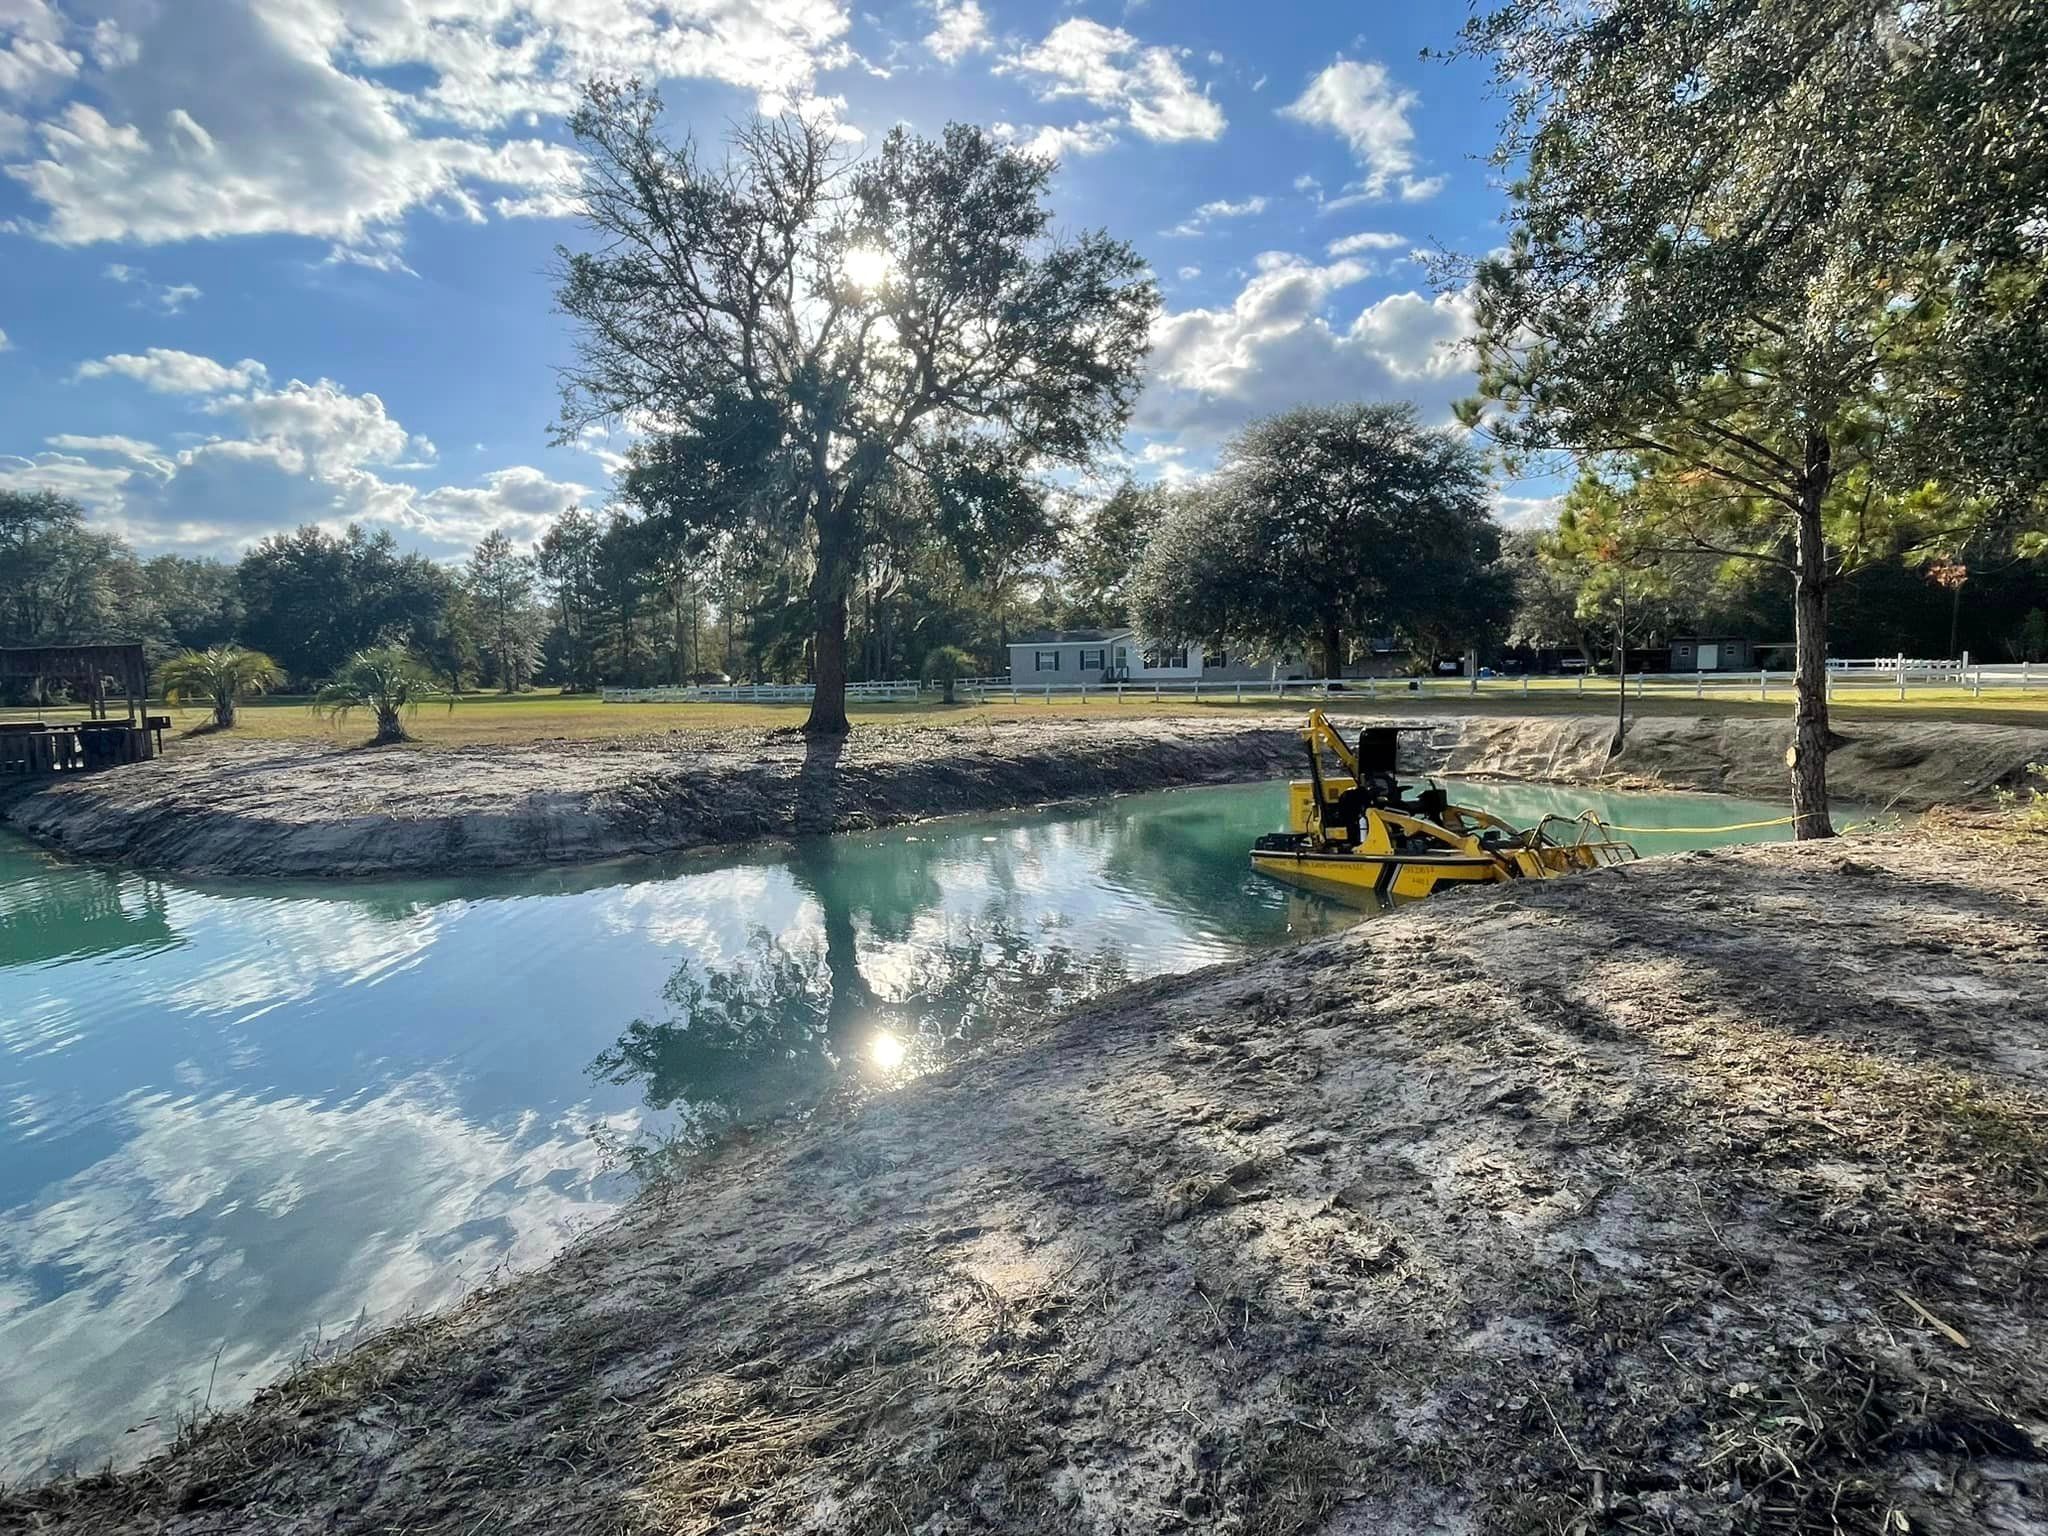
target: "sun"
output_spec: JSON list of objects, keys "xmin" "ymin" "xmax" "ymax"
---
[
  {"xmin": 841, "ymin": 245, "xmax": 894, "ymax": 291},
  {"xmin": 867, "ymin": 1029, "xmax": 907, "ymax": 1071}
]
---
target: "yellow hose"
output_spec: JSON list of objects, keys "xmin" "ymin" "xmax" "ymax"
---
[{"xmin": 1595, "ymin": 815, "xmax": 1797, "ymax": 834}]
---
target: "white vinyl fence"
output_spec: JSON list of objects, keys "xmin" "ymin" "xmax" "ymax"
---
[
  {"xmin": 601, "ymin": 654, "xmax": 2044, "ymax": 707},
  {"xmin": 602, "ymin": 680, "xmax": 923, "ymax": 703}
]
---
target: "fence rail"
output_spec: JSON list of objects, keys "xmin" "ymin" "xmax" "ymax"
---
[
  {"xmin": 601, "ymin": 680, "xmax": 923, "ymax": 704},
  {"xmin": 603, "ymin": 659, "xmax": 2044, "ymax": 707}
]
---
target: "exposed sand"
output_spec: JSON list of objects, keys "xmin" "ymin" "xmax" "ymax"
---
[
  {"xmin": 4, "ymin": 712, "xmax": 2044, "ymax": 880},
  {"xmin": 8, "ymin": 817, "xmax": 2044, "ymax": 1535}
]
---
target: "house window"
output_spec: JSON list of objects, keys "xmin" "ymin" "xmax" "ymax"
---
[
  {"xmin": 1078, "ymin": 648, "xmax": 1106, "ymax": 670},
  {"xmin": 1208, "ymin": 650, "xmax": 1227, "ymax": 668},
  {"xmin": 1143, "ymin": 646, "xmax": 1189, "ymax": 669},
  {"xmin": 1034, "ymin": 651, "xmax": 1061, "ymax": 672}
]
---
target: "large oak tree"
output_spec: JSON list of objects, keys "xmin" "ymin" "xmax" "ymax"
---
[
  {"xmin": 553, "ymin": 83, "xmax": 1156, "ymax": 734},
  {"xmin": 1130, "ymin": 403, "xmax": 1508, "ymax": 677}
]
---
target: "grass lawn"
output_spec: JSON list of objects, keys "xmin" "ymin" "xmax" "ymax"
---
[{"xmin": 12, "ymin": 677, "xmax": 2048, "ymax": 749}]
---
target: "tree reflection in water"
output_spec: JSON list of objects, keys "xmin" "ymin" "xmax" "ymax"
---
[{"xmin": 588, "ymin": 842, "xmax": 1132, "ymax": 1176}]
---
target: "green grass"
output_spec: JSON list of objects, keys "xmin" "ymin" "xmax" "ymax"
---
[{"xmin": 9, "ymin": 678, "xmax": 2048, "ymax": 750}]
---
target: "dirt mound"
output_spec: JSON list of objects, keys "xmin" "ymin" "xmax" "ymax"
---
[
  {"xmin": 0, "ymin": 718, "xmax": 1303, "ymax": 878},
  {"xmin": 11, "ymin": 823, "xmax": 2045, "ymax": 1534},
  {"xmin": 1444, "ymin": 713, "xmax": 2048, "ymax": 809}
]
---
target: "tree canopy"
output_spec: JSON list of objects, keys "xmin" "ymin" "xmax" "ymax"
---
[
  {"xmin": 1456, "ymin": 0, "xmax": 2048, "ymax": 835},
  {"xmin": 553, "ymin": 82, "xmax": 1157, "ymax": 733},
  {"xmin": 1131, "ymin": 403, "xmax": 1507, "ymax": 677}
]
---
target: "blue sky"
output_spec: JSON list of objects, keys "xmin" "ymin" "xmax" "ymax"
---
[{"xmin": 0, "ymin": 0, "xmax": 1553, "ymax": 560}]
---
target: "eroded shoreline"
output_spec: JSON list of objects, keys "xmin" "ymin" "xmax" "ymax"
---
[
  {"xmin": 3, "ymin": 711, "xmax": 2044, "ymax": 880},
  {"xmin": 6, "ymin": 819, "xmax": 2044, "ymax": 1533}
]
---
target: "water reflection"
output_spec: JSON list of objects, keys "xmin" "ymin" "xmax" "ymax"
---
[{"xmin": 0, "ymin": 777, "xmax": 1825, "ymax": 1483}]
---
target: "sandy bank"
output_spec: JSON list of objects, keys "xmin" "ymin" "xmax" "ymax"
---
[
  {"xmin": 3, "ymin": 711, "xmax": 2044, "ymax": 879},
  {"xmin": 0, "ymin": 718, "xmax": 1306, "ymax": 878},
  {"xmin": 7, "ymin": 819, "xmax": 2044, "ymax": 1535}
]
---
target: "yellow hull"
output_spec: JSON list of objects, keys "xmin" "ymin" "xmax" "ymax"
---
[{"xmin": 1250, "ymin": 713, "xmax": 1637, "ymax": 908}]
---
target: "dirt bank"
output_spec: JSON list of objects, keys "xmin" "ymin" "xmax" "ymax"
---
[
  {"xmin": 1450, "ymin": 712, "xmax": 2048, "ymax": 809},
  {"xmin": 0, "ymin": 718, "xmax": 1308, "ymax": 878},
  {"xmin": 8, "ymin": 819, "xmax": 2044, "ymax": 1535},
  {"xmin": 3, "ymin": 711, "xmax": 2044, "ymax": 879}
]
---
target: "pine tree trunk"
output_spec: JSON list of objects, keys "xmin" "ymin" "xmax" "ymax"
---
[
  {"xmin": 1790, "ymin": 442, "xmax": 1836, "ymax": 840},
  {"xmin": 1321, "ymin": 623, "xmax": 1343, "ymax": 681}
]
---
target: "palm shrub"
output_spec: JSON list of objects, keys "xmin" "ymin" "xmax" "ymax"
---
[
  {"xmin": 313, "ymin": 646, "xmax": 447, "ymax": 745},
  {"xmin": 156, "ymin": 646, "xmax": 286, "ymax": 729},
  {"xmin": 921, "ymin": 645, "xmax": 976, "ymax": 706}
]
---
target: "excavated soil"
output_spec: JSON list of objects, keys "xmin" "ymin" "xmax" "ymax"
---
[
  {"xmin": 3, "ymin": 712, "xmax": 2045, "ymax": 879},
  {"xmin": 7, "ymin": 819, "xmax": 2045, "ymax": 1535},
  {"xmin": 0, "ymin": 719, "xmax": 1307, "ymax": 878}
]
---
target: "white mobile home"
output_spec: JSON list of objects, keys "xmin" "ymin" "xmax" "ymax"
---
[{"xmin": 1005, "ymin": 629, "xmax": 1268, "ymax": 684}]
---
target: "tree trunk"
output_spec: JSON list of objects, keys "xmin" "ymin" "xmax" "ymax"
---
[
  {"xmin": 804, "ymin": 513, "xmax": 855, "ymax": 735},
  {"xmin": 375, "ymin": 704, "xmax": 405, "ymax": 744},
  {"xmin": 806, "ymin": 591, "xmax": 851, "ymax": 733},
  {"xmin": 215, "ymin": 697, "xmax": 236, "ymax": 729},
  {"xmin": 1790, "ymin": 441, "xmax": 1836, "ymax": 840},
  {"xmin": 1321, "ymin": 623, "xmax": 1343, "ymax": 681}
]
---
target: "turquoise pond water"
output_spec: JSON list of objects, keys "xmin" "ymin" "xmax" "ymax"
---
[{"xmin": 0, "ymin": 778, "xmax": 1828, "ymax": 1478}]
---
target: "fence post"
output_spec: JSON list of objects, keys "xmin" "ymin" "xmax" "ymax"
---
[
  {"xmin": 1760, "ymin": 669, "xmax": 1768, "ymax": 703},
  {"xmin": 1961, "ymin": 650, "xmax": 1971, "ymax": 694},
  {"xmin": 1118, "ymin": 684, "xmax": 1125, "ymax": 704},
  {"xmin": 1896, "ymin": 652, "xmax": 1906, "ymax": 701},
  {"xmin": 1010, "ymin": 682, "xmax": 1017, "ymax": 702},
  {"xmin": 1636, "ymin": 671, "xmax": 1645, "ymax": 698},
  {"xmin": 1194, "ymin": 679, "xmax": 1201, "ymax": 702},
  {"xmin": 1153, "ymin": 682, "xmax": 1161, "ymax": 701},
  {"xmin": 1576, "ymin": 672, "xmax": 1584, "ymax": 696},
  {"xmin": 1080, "ymin": 683, "xmax": 1088, "ymax": 703},
  {"xmin": 1469, "ymin": 670, "xmax": 1479, "ymax": 696},
  {"xmin": 2025, "ymin": 661, "xmax": 2032, "ymax": 692},
  {"xmin": 1235, "ymin": 682, "xmax": 1242, "ymax": 703}
]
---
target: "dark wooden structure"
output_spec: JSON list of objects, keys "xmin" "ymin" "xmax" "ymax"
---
[{"xmin": 1, "ymin": 644, "xmax": 168, "ymax": 777}]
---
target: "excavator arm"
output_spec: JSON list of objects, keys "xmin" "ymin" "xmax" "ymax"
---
[{"xmin": 1301, "ymin": 708, "xmax": 1361, "ymax": 779}]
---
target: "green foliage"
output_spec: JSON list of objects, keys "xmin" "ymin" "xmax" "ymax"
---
[
  {"xmin": 1995, "ymin": 765, "xmax": 2048, "ymax": 833},
  {"xmin": 313, "ymin": 646, "xmax": 449, "ymax": 745},
  {"xmin": 1058, "ymin": 481, "xmax": 1167, "ymax": 629},
  {"xmin": 920, "ymin": 644, "xmax": 975, "ymax": 704},
  {"xmin": 1131, "ymin": 402, "xmax": 1507, "ymax": 676},
  {"xmin": 1456, "ymin": 0, "xmax": 2048, "ymax": 834},
  {"xmin": 237, "ymin": 524, "xmax": 455, "ymax": 687},
  {"xmin": 156, "ymin": 646, "xmax": 287, "ymax": 729},
  {"xmin": 463, "ymin": 530, "xmax": 545, "ymax": 693},
  {"xmin": 556, "ymin": 84, "xmax": 1156, "ymax": 733}
]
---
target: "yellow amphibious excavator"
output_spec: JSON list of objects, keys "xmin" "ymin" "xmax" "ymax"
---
[{"xmin": 1250, "ymin": 709, "xmax": 1638, "ymax": 902}]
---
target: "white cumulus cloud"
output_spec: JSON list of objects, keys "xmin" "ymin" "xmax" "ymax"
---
[
  {"xmin": 999, "ymin": 18, "xmax": 1224, "ymax": 145},
  {"xmin": 13, "ymin": 351, "xmax": 587, "ymax": 555},
  {"xmin": 1326, "ymin": 230, "xmax": 1405, "ymax": 256},
  {"xmin": 992, "ymin": 117, "xmax": 1120, "ymax": 161},
  {"xmin": 1281, "ymin": 59, "xmax": 1434, "ymax": 201},
  {"xmin": 1136, "ymin": 253, "xmax": 1477, "ymax": 447},
  {"xmin": 1, "ymin": 0, "xmax": 857, "ymax": 263},
  {"xmin": 923, "ymin": 0, "xmax": 989, "ymax": 63},
  {"xmin": 75, "ymin": 348, "xmax": 268, "ymax": 393}
]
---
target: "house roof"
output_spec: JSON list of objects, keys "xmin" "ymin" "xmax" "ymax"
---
[{"xmin": 1010, "ymin": 629, "xmax": 1133, "ymax": 646}]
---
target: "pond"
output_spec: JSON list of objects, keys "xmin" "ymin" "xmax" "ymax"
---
[{"xmin": 0, "ymin": 777, "xmax": 1821, "ymax": 1479}]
